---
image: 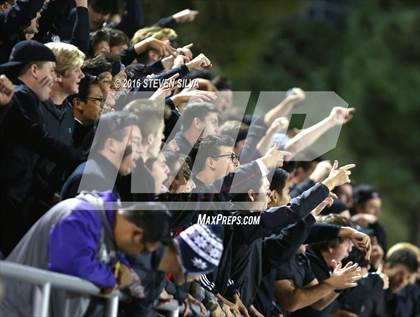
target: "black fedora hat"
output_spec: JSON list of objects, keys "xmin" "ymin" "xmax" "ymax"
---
[{"xmin": 0, "ymin": 40, "xmax": 56, "ymax": 74}]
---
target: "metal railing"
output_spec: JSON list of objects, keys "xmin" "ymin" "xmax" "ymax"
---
[{"xmin": 0, "ymin": 260, "xmax": 119, "ymax": 317}]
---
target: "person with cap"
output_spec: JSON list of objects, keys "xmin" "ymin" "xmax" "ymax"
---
[
  {"xmin": 122, "ymin": 224, "xmax": 224, "ymax": 317},
  {"xmin": 0, "ymin": 191, "xmax": 172, "ymax": 317},
  {"xmin": 0, "ymin": 40, "xmax": 83, "ymax": 257},
  {"xmin": 351, "ymin": 184, "xmax": 387, "ymax": 252}
]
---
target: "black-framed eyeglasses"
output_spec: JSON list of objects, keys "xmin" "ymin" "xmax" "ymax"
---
[
  {"xmin": 211, "ymin": 152, "xmax": 239, "ymax": 166},
  {"xmin": 86, "ymin": 96, "xmax": 105, "ymax": 104}
]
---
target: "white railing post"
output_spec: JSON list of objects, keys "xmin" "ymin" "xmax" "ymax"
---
[
  {"xmin": 33, "ymin": 282, "xmax": 51, "ymax": 317},
  {"xmin": 105, "ymin": 294, "xmax": 119, "ymax": 317}
]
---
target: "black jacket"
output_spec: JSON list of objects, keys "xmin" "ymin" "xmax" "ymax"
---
[
  {"xmin": 0, "ymin": 83, "xmax": 80, "ymax": 206},
  {"xmin": 60, "ymin": 153, "xmax": 120, "ymax": 200},
  {"xmin": 0, "ymin": 83, "xmax": 80, "ymax": 255},
  {"xmin": 0, "ymin": 0, "xmax": 44, "ymax": 63}
]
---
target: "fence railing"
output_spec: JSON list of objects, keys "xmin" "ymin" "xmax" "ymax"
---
[
  {"xmin": 0, "ymin": 260, "xmax": 181, "ymax": 317},
  {"xmin": 0, "ymin": 260, "xmax": 119, "ymax": 317}
]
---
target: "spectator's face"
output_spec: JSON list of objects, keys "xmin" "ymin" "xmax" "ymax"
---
[
  {"xmin": 0, "ymin": 1, "xmax": 12, "ymax": 12},
  {"xmin": 215, "ymin": 89, "xmax": 233, "ymax": 112},
  {"xmin": 147, "ymin": 121, "xmax": 165, "ymax": 158},
  {"xmin": 76, "ymin": 84, "xmax": 104, "ymax": 123},
  {"xmin": 33, "ymin": 62, "xmax": 57, "ymax": 101},
  {"xmin": 149, "ymin": 154, "xmax": 169, "ymax": 192},
  {"xmin": 209, "ymin": 146, "xmax": 238, "ymax": 179},
  {"xmin": 200, "ymin": 112, "xmax": 219, "ymax": 137},
  {"xmin": 329, "ymin": 239, "xmax": 353, "ymax": 264},
  {"xmin": 119, "ymin": 126, "xmax": 141, "ymax": 175},
  {"xmin": 385, "ymin": 263, "xmax": 414, "ymax": 293},
  {"xmin": 114, "ymin": 214, "xmax": 161, "ymax": 254},
  {"xmin": 358, "ymin": 198, "xmax": 382, "ymax": 217},
  {"xmin": 98, "ymin": 72, "xmax": 113, "ymax": 94},
  {"xmin": 131, "ymin": 126, "xmax": 145, "ymax": 159},
  {"xmin": 337, "ymin": 183, "xmax": 353, "ymax": 208},
  {"xmin": 94, "ymin": 41, "xmax": 110, "ymax": 57},
  {"xmin": 111, "ymin": 44, "xmax": 129, "ymax": 55},
  {"xmin": 269, "ymin": 179, "xmax": 291, "ymax": 207},
  {"xmin": 88, "ymin": 7, "xmax": 110, "ymax": 30},
  {"xmin": 252, "ymin": 177, "xmax": 271, "ymax": 211},
  {"xmin": 112, "ymin": 70, "xmax": 127, "ymax": 92},
  {"xmin": 60, "ymin": 66, "xmax": 85, "ymax": 95}
]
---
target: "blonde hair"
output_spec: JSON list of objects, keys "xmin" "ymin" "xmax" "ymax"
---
[
  {"xmin": 131, "ymin": 26, "xmax": 177, "ymax": 45},
  {"xmin": 45, "ymin": 42, "xmax": 85, "ymax": 76},
  {"xmin": 387, "ymin": 242, "xmax": 420, "ymax": 259}
]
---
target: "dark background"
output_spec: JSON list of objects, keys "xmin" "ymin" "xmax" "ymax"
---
[{"xmin": 143, "ymin": 0, "xmax": 420, "ymax": 246}]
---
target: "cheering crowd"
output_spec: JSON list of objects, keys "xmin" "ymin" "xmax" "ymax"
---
[{"xmin": 0, "ymin": 0, "xmax": 419, "ymax": 316}]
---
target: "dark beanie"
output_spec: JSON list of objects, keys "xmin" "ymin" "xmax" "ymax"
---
[
  {"xmin": 175, "ymin": 225, "xmax": 224, "ymax": 275},
  {"xmin": 353, "ymin": 185, "xmax": 380, "ymax": 206}
]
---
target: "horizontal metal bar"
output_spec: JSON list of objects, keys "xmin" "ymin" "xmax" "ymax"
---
[{"xmin": 0, "ymin": 261, "xmax": 116, "ymax": 298}]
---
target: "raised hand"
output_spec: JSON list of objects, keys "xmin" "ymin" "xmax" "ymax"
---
[
  {"xmin": 186, "ymin": 53, "xmax": 212, "ymax": 71},
  {"xmin": 309, "ymin": 160, "xmax": 333, "ymax": 182},
  {"xmin": 172, "ymin": 9, "xmax": 199, "ymax": 23},
  {"xmin": 328, "ymin": 107, "xmax": 355, "ymax": 125},
  {"xmin": 267, "ymin": 117, "xmax": 289, "ymax": 134},
  {"xmin": 149, "ymin": 73, "xmax": 179, "ymax": 101},
  {"xmin": 171, "ymin": 89, "xmax": 217, "ymax": 110},
  {"xmin": 310, "ymin": 193, "xmax": 336, "ymax": 217},
  {"xmin": 142, "ymin": 37, "xmax": 177, "ymax": 57},
  {"xmin": 261, "ymin": 145, "xmax": 291, "ymax": 169},
  {"xmin": 325, "ymin": 261, "xmax": 362, "ymax": 289},
  {"xmin": 322, "ymin": 160, "xmax": 355, "ymax": 190},
  {"xmin": 285, "ymin": 87, "xmax": 306, "ymax": 104},
  {"xmin": 350, "ymin": 230, "xmax": 371, "ymax": 260},
  {"xmin": 177, "ymin": 43, "xmax": 194, "ymax": 60}
]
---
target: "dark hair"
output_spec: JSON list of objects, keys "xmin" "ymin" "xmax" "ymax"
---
[
  {"xmin": 89, "ymin": 29, "xmax": 110, "ymax": 57},
  {"xmin": 83, "ymin": 55, "xmax": 112, "ymax": 76},
  {"xmin": 181, "ymin": 102, "xmax": 219, "ymax": 131},
  {"xmin": 213, "ymin": 75, "xmax": 232, "ymax": 91},
  {"xmin": 387, "ymin": 249, "xmax": 419, "ymax": 273},
  {"xmin": 91, "ymin": 111, "xmax": 138, "ymax": 152},
  {"xmin": 321, "ymin": 199, "xmax": 348, "ymax": 216},
  {"xmin": 192, "ymin": 134, "xmax": 235, "ymax": 174},
  {"xmin": 218, "ymin": 120, "xmax": 248, "ymax": 145},
  {"xmin": 108, "ymin": 28, "xmax": 130, "ymax": 48},
  {"xmin": 311, "ymin": 214, "xmax": 353, "ymax": 253},
  {"xmin": 121, "ymin": 202, "xmax": 172, "ymax": 243},
  {"xmin": 123, "ymin": 101, "xmax": 164, "ymax": 137},
  {"xmin": 269, "ymin": 168, "xmax": 289, "ymax": 193},
  {"xmin": 89, "ymin": 0, "xmax": 120, "ymax": 15},
  {"xmin": 72, "ymin": 74, "xmax": 100, "ymax": 102},
  {"xmin": 353, "ymin": 184, "xmax": 380, "ymax": 206}
]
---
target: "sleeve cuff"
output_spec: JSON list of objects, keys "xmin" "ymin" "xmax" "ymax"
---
[{"xmin": 256, "ymin": 158, "xmax": 269, "ymax": 177}]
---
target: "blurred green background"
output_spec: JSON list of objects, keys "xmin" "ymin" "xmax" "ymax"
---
[{"xmin": 144, "ymin": 0, "xmax": 420, "ymax": 246}]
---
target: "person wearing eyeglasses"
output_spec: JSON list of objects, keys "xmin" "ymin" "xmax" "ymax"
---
[{"xmin": 72, "ymin": 75, "xmax": 105, "ymax": 149}]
